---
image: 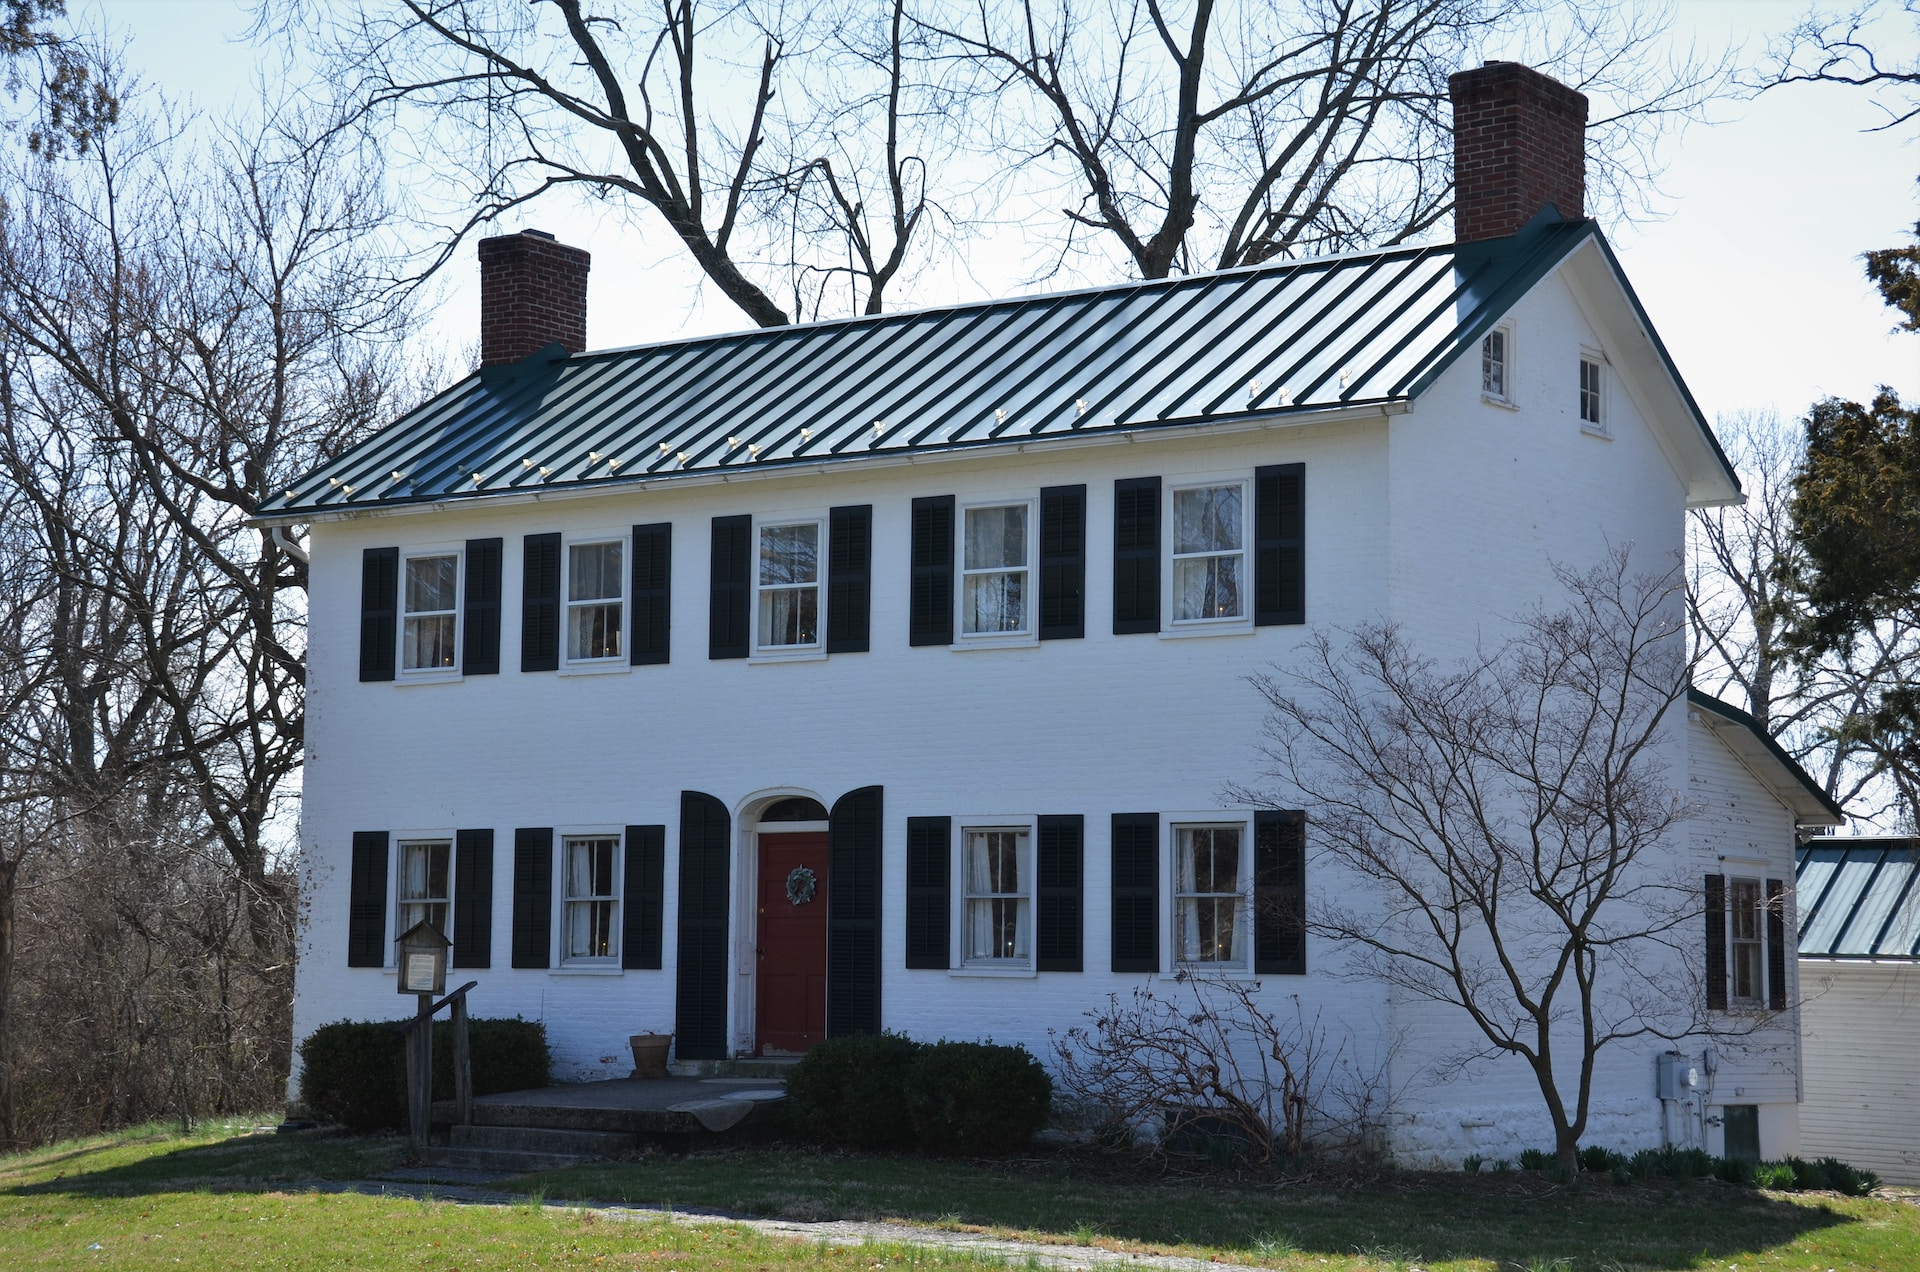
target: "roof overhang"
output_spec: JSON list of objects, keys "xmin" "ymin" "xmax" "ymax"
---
[
  {"xmin": 250, "ymin": 397, "xmax": 1408, "ymax": 528},
  {"xmin": 1690, "ymin": 688, "xmax": 1845, "ymax": 827}
]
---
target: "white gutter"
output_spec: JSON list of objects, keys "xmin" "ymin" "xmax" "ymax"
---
[
  {"xmin": 270, "ymin": 525, "xmax": 310, "ymax": 563},
  {"xmin": 249, "ymin": 400, "xmax": 1410, "ymax": 528}
]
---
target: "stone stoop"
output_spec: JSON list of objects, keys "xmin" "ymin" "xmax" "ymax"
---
[{"xmin": 668, "ymin": 1056, "xmax": 802, "ymax": 1079}]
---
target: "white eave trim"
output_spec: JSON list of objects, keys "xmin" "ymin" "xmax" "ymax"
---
[{"xmin": 250, "ymin": 399, "xmax": 1410, "ymax": 528}]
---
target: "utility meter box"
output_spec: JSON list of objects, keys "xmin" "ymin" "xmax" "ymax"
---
[{"xmin": 1657, "ymin": 1052, "xmax": 1699, "ymax": 1100}]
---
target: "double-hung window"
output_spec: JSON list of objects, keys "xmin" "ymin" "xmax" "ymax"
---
[
  {"xmin": 567, "ymin": 540, "xmax": 625, "ymax": 662},
  {"xmin": 961, "ymin": 503, "xmax": 1031, "ymax": 637},
  {"xmin": 1729, "ymin": 876, "xmax": 1764, "ymax": 1006},
  {"xmin": 757, "ymin": 521, "xmax": 821, "ymax": 650},
  {"xmin": 402, "ymin": 553, "xmax": 459, "ymax": 671},
  {"xmin": 1175, "ymin": 824, "xmax": 1248, "ymax": 968},
  {"xmin": 963, "ymin": 827, "xmax": 1030, "ymax": 964},
  {"xmin": 1171, "ymin": 483, "xmax": 1246, "ymax": 624},
  {"xmin": 563, "ymin": 835, "xmax": 620, "ymax": 962},
  {"xmin": 398, "ymin": 839, "xmax": 451, "ymax": 936}
]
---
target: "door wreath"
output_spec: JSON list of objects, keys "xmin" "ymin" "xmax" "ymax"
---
[{"xmin": 785, "ymin": 866, "xmax": 818, "ymax": 906}]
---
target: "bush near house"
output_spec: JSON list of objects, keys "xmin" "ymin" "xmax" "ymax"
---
[
  {"xmin": 785, "ymin": 1033, "xmax": 1051, "ymax": 1155},
  {"xmin": 298, "ymin": 1017, "xmax": 551, "ymax": 1130},
  {"xmin": 1511, "ymin": 1144, "xmax": 1882, "ymax": 1195}
]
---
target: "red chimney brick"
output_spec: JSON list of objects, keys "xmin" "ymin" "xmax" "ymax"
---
[
  {"xmin": 1449, "ymin": 62, "xmax": 1588, "ymax": 244},
  {"xmin": 478, "ymin": 229, "xmax": 591, "ymax": 367}
]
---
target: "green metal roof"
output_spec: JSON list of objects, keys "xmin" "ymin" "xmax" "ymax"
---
[{"xmin": 261, "ymin": 215, "xmax": 1726, "ymax": 520}]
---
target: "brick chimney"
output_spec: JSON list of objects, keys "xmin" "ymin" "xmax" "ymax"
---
[
  {"xmin": 1449, "ymin": 62, "xmax": 1588, "ymax": 244},
  {"xmin": 478, "ymin": 229, "xmax": 591, "ymax": 367}
]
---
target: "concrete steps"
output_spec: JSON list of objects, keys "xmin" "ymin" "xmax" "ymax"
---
[
  {"xmin": 669, "ymin": 1056, "xmax": 802, "ymax": 1079},
  {"xmin": 449, "ymin": 1123, "xmax": 643, "ymax": 1157}
]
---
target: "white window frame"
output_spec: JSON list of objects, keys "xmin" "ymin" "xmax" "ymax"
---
[
  {"xmin": 1481, "ymin": 324, "xmax": 1514, "ymax": 406},
  {"xmin": 383, "ymin": 826, "xmax": 456, "ymax": 967},
  {"xmin": 560, "ymin": 831, "xmax": 622, "ymax": 967},
  {"xmin": 1166, "ymin": 476, "xmax": 1252, "ymax": 630},
  {"xmin": 754, "ymin": 515, "xmax": 826, "ymax": 657},
  {"xmin": 396, "ymin": 837, "xmax": 453, "ymax": 941},
  {"xmin": 956, "ymin": 495, "xmax": 1037, "ymax": 644},
  {"xmin": 954, "ymin": 816, "xmax": 1037, "ymax": 975},
  {"xmin": 1578, "ymin": 349, "xmax": 1607, "ymax": 434},
  {"xmin": 1171, "ymin": 818, "xmax": 1254, "ymax": 972},
  {"xmin": 398, "ymin": 545, "xmax": 463, "ymax": 678},
  {"xmin": 1727, "ymin": 875, "xmax": 1766, "ymax": 1008},
  {"xmin": 562, "ymin": 532, "xmax": 629, "ymax": 668}
]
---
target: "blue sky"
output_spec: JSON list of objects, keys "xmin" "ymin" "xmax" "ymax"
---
[{"xmin": 89, "ymin": 0, "xmax": 1920, "ymax": 426}]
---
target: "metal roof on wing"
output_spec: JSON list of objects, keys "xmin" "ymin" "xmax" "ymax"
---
[
  {"xmin": 1797, "ymin": 840, "xmax": 1920, "ymax": 960},
  {"xmin": 263, "ymin": 218, "xmax": 1598, "ymax": 518}
]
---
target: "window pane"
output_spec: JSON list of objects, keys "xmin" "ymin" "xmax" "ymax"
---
[
  {"xmin": 759, "ymin": 524, "xmax": 819, "ymax": 585},
  {"xmin": 758, "ymin": 586, "xmax": 819, "ymax": 646},
  {"xmin": 569, "ymin": 542, "xmax": 622, "ymax": 602},
  {"xmin": 569, "ymin": 601, "xmax": 623, "ymax": 660},
  {"xmin": 405, "ymin": 555, "xmax": 458, "ymax": 614},
  {"xmin": 1174, "ymin": 486, "xmax": 1242, "ymax": 553},
  {"xmin": 1482, "ymin": 331, "xmax": 1505, "ymax": 396},
  {"xmin": 403, "ymin": 614, "xmax": 457, "ymax": 669},
  {"xmin": 1173, "ymin": 554, "xmax": 1243, "ymax": 621},
  {"xmin": 964, "ymin": 571, "xmax": 1026, "ymax": 634},
  {"xmin": 964, "ymin": 505, "xmax": 1026, "ymax": 570}
]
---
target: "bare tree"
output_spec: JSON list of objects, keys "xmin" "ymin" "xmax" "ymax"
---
[
  {"xmin": 1240, "ymin": 550, "xmax": 1711, "ymax": 1171},
  {"xmin": 1689, "ymin": 408, "xmax": 1920, "ymax": 825},
  {"xmin": 0, "ymin": 0, "xmax": 118, "ymax": 156},
  {"xmin": 914, "ymin": 0, "xmax": 1731, "ymax": 279},
  {"xmin": 274, "ymin": 0, "xmax": 944, "ymax": 325},
  {"xmin": 1759, "ymin": 0, "xmax": 1920, "ymax": 132}
]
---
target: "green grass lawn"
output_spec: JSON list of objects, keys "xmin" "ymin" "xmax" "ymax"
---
[{"xmin": 0, "ymin": 1121, "xmax": 1915, "ymax": 1271}]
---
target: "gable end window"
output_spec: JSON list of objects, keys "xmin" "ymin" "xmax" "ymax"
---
[
  {"xmin": 1171, "ymin": 482, "xmax": 1247, "ymax": 624},
  {"xmin": 758, "ymin": 520, "xmax": 823, "ymax": 650},
  {"xmin": 1481, "ymin": 328, "xmax": 1510, "ymax": 401},
  {"xmin": 402, "ymin": 552, "xmax": 460, "ymax": 672},
  {"xmin": 1579, "ymin": 355, "xmax": 1604, "ymax": 428},
  {"xmin": 961, "ymin": 501, "xmax": 1033, "ymax": 638},
  {"xmin": 566, "ymin": 539, "xmax": 625, "ymax": 662}
]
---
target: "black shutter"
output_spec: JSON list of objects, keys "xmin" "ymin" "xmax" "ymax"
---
[
  {"xmin": 1254, "ymin": 463, "xmax": 1305, "ymax": 626},
  {"xmin": 827, "ymin": 504, "xmax": 873, "ymax": 654},
  {"xmin": 624, "ymin": 824, "xmax": 666, "ymax": 970},
  {"xmin": 521, "ymin": 532, "xmax": 561, "ymax": 672},
  {"xmin": 1113, "ymin": 477, "xmax": 1160, "ymax": 634},
  {"xmin": 1039, "ymin": 484, "xmax": 1086, "ymax": 641},
  {"xmin": 347, "ymin": 830, "xmax": 389, "ymax": 967},
  {"xmin": 676, "ymin": 793, "xmax": 731, "ymax": 1058},
  {"xmin": 1036, "ymin": 814, "xmax": 1083, "ymax": 973},
  {"xmin": 359, "ymin": 547, "xmax": 398, "ymax": 682},
  {"xmin": 909, "ymin": 495, "xmax": 955, "ymax": 646},
  {"xmin": 709, "ymin": 515, "xmax": 751, "ymax": 660},
  {"xmin": 1253, "ymin": 810, "xmax": 1306, "ymax": 975},
  {"xmin": 452, "ymin": 829, "xmax": 494, "ymax": 969},
  {"xmin": 1111, "ymin": 813, "xmax": 1159, "ymax": 973},
  {"xmin": 828, "ymin": 785, "xmax": 884, "ymax": 1035},
  {"xmin": 905, "ymin": 816, "xmax": 951, "ymax": 970},
  {"xmin": 1705, "ymin": 873, "xmax": 1727, "ymax": 1011},
  {"xmin": 511, "ymin": 827, "xmax": 553, "ymax": 969},
  {"xmin": 1766, "ymin": 877, "xmax": 1787, "ymax": 1011},
  {"xmin": 631, "ymin": 523, "xmax": 672, "ymax": 666},
  {"xmin": 462, "ymin": 538, "xmax": 503, "ymax": 674}
]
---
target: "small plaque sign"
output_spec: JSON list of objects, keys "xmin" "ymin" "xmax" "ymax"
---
[{"xmin": 404, "ymin": 953, "xmax": 438, "ymax": 993}]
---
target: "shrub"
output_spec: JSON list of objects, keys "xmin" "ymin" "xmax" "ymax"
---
[
  {"xmin": 1518, "ymin": 1148, "xmax": 1554, "ymax": 1171},
  {"xmin": 1461, "ymin": 1154, "xmax": 1483, "ymax": 1174},
  {"xmin": 1713, "ymin": 1155, "xmax": 1755, "ymax": 1186},
  {"xmin": 784, "ymin": 1031, "xmax": 924, "ymax": 1149},
  {"xmin": 908, "ymin": 1040, "xmax": 1051, "ymax": 1155},
  {"xmin": 785, "ymin": 1033, "xmax": 1052, "ymax": 1155},
  {"xmin": 298, "ymin": 1016, "xmax": 550, "ymax": 1131},
  {"xmin": 1577, "ymin": 1145, "xmax": 1625, "ymax": 1174},
  {"xmin": 1754, "ymin": 1160, "xmax": 1798, "ymax": 1190}
]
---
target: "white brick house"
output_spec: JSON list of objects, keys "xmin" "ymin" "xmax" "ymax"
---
[{"xmin": 266, "ymin": 63, "xmax": 1840, "ymax": 1165}]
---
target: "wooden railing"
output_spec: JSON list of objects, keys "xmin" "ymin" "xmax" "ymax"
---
[{"xmin": 396, "ymin": 980, "xmax": 479, "ymax": 1153}]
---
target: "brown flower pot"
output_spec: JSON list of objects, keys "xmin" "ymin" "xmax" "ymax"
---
[{"xmin": 629, "ymin": 1033, "xmax": 673, "ymax": 1079}]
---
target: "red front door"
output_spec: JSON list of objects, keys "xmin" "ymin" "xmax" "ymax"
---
[{"xmin": 756, "ymin": 832, "xmax": 829, "ymax": 1055}]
